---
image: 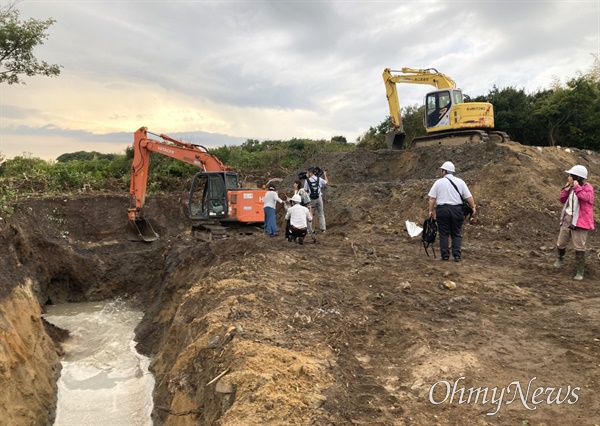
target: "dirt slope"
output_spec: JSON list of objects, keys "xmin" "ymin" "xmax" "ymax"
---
[{"xmin": 0, "ymin": 141, "xmax": 599, "ymax": 425}]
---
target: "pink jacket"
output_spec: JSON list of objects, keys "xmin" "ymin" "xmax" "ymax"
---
[{"xmin": 559, "ymin": 183, "xmax": 595, "ymax": 230}]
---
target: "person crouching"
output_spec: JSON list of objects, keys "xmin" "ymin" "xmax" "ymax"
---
[{"xmin": 285, "ymin": 194, "xmax": 312, "ymax": 245}]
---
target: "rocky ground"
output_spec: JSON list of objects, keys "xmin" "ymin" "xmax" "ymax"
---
[{"xmin": 0, "ymin": 141, "xmax": 599, "ymax": 425}]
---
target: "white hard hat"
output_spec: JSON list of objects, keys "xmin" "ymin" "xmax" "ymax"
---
[
  {"xmin": 565, "ymin": 165, "xmax": 588, "ymax": 179},
  {"xmin": 291, "ymin": 194, "xmax": 302, "ymax": 203},
  {"xmin": 440, "ymin": 161, "xmax": 455, "ymax": 173}
]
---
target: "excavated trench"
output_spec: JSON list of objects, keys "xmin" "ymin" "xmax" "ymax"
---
[{"xmin": 0, "ymin": 194, "xmax": 236, "ymax": 425}]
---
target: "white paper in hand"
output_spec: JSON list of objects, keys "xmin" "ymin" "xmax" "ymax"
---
[{"xmin": 405, "ymin": 220, "xmax": 423, "ymax": 238}]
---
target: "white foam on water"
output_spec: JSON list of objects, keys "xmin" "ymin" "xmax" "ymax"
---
[{"xmin": 44, "ymin": 300, "xmax": 154, "ymax": 426}]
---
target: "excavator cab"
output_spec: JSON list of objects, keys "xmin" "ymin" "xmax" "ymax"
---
[
  {"xmin": 425, "ymin": 89, "xmax": 462, "ymax": 129},
  {"xmin": 189, "ymin": 171, "xmax": 237, "ymax": 220}
]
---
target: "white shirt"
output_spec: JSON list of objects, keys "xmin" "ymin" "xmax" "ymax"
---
[
  {"xmin": 263, "ymin": 190, "xmax": 283, "ymax": 209},
  {"xmin": 565, "ymin": 189, "xmax": 578, "ymax": 216},
  {"xmin": 285, "ymin": 204, "xmax": 312, "ymax": 229},
  {"xmin": 428, "ymin": 175, "xmax": 472, "ymax": 205}
]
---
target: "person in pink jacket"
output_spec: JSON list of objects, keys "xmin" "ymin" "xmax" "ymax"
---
[{"xmin": 554, "ymin": 165, "xmax": 595, "ymax": 280}]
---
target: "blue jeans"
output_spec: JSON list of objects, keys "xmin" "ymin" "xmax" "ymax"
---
[{"xmin": 263, "ymin": 207, "xmax": 277, "ymax": 235}]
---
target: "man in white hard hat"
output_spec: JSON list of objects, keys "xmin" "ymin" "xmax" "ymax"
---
[
  {"xmin": 554, "ymin": 164, "xmax": 595, "ymax": 280},
  {"xmin": 428, "ymin": 161, "xmax": 477, "ymax": 261},
  {"xmin": 285, "ymin": 194, "xmax": 313, "ymax": 245}
]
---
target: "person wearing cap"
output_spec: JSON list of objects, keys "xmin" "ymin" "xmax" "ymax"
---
[
  {"xmin": 427, "ymin": 161, "xmax": 477, "ymax": 261},
  {"xmin": 263, "ymin": 185, "xmax": 284, "ymax": 237},
  {"xmin": 554, "ymin": 165, "xmax": 595, "ymax": 280},
  {"xmin": 285, "ymin": 194, "xmax": 312, "ymax": 245}
]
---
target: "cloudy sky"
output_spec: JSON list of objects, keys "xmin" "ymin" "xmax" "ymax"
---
[{"xmin": 1, "ymin": 0, "xmax": 598, "ymax": 160}]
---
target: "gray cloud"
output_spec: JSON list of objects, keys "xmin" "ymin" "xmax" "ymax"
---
[{"xmin": 3, "ymin": 0, "xmax": 598, "ymax": 159}]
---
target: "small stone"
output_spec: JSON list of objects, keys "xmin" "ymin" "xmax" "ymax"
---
[
  {"xmin": 215, "ymin": 379, "xmax": 235, "ymax": 394},
  {"xmin": 288, "ymin": 362, "xmax": 304, "ymax": 376},
  {"xmin": 411, "ymin": 379, "xmax": 424, "ymax": 390},
  {"xmin": 442, "ymin": 280, "xmax": 457, "ymax": 290},
  {"xmin": 312, "ymin": 395, "xmax": 327, "ymax": 408}
]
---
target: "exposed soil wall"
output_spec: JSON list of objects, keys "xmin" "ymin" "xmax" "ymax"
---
[{"xmin": 0, "ymin": 141, "xmax": 599, "ymax": 425}]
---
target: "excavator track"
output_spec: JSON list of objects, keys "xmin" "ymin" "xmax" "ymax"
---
[
  {"xmin": 191, "ymin": 221, "xmax": 261, "ymax": 242},
  {"xmin": 411, "ymin": 130, "xmax": 490, "ymax": 148},
  {"xmin": 487, "ymin": 131, "xmax": 511, "ymax": 143}
]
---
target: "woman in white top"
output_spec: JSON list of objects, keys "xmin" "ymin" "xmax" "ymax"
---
[{"xmin": 263, "ymin": 185, "xmax": 283, "ymax": 236}]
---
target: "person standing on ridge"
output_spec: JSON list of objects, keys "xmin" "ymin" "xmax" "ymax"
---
[
  {"xmin": 304, "ymin": 167, "xmax": 329, "ymax": 233},
  {"xmin": 554, "ymin": 165, "xmax": 594, "ymax": 280},
  {"xmin": 427, "ymin": 161, "xmax": 477, "ymax": 261}
]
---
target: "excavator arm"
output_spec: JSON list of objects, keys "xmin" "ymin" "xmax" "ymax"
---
[
  {"xmin": 128, "ymin": 126, "xmax": 229, "ymax": 221},
  {"xmin": 383, "ymin": 68, "xmax": 456, "ymax": 135}
]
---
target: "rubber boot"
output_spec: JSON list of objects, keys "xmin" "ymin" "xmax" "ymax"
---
[
  {"xmin": 553, "ymin": 247, "xmax": 566, "ymax": 268},
  {"xmin": 574, "ymin": 251, "xmax": 585, "ymax": 281}
]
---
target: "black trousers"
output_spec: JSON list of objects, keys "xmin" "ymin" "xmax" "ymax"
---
[
  {"xmin": 436, "ymin": 204, "xmax": 465, "ymax": 259},
  {"xmin": 290, "ymin": 226, "xmax": 307, "ymax": 239}
]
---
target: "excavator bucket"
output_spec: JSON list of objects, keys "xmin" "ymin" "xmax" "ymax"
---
[
  {"xmin": 386, "ymin": 131, "xmax": 406, "ymax": 150},
  {"xmin": 126, "ymin": 219, "xmax": 159, "ymax": 242}
]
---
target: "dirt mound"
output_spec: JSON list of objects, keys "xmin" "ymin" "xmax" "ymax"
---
[{"xmin": 1, "ymin": 141, "xmax": 599, "ymax": 425}]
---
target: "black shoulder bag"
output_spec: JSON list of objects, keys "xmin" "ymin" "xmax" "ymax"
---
[{"xmin": 445, "ymin": 177, "xmax": 474, "ymax": 219}]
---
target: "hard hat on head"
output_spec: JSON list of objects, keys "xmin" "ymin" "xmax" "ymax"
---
[
  {"xmin": 565, "ymin": 165, "xmax": 588, "ymax": 179},
  {"xmin": 440, "ymin": 161, "xmax": 455, "ymax": 173},
  {"xmin": 291, "ymin": 194, "xmax": 302, "ymax": 203}
]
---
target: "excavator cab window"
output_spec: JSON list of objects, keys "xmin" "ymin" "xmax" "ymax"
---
[
  {"xmin": 188, "ymin": 172, "xmax": 229, "ymax": 220},
  {"xmin": 452, "ymin": 89, "xmax": 464, "ymax": 105},
  {"xmin": 425, "ymin": 90, "xmax": 453, "ymax": 128},
  {"xmin": 224, "ymin": 173, "xmax": 239, "ymax": 189}
]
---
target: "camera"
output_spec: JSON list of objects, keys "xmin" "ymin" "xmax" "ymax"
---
[{"xmin": 297, "ymin": 166, "xmax": 325, "ymax": 181}]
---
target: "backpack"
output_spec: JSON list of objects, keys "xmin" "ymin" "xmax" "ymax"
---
[
  {"xmin": 307, "ymin": 177, "xmax": 320, "ymax": 200},
  {"xmin": 422, "ymin": 217, "xmax": 437, "ymax": 257},
  {"xmin": 298, "ymin": 189, "xmax": 311, "ymax": 206}
]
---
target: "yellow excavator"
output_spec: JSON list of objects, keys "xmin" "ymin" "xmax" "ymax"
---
[{"xmin": 383, "ymin": 67, "xmax": 510, "ymax": 149}]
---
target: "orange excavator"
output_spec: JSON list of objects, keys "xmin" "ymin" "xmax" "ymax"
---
[{"xmin": 127, "ymin": 127, "xmax": 266, "ymax": 242}]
